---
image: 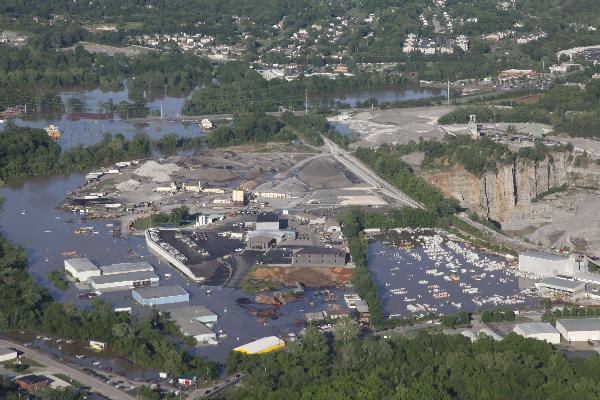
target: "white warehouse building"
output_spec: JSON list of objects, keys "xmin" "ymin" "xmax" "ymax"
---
[
  {"xmin": 64, "ymin": 258, "xmax": 101, "ymax": 281},
  {"xmin": 518, "ymin": 251, "xmax": 584, "ymax": 276},
  {"xmin": 100, "ymin": 262, "xmax": 154, "ymax": 275},
  {"xmin": 89, "ymin": 271, "xmax": 159, "ymax": 291},
  {"xmin": 556, "ymin": 318, "xmax": 600, "ymax": 342},
  {"xmin": 513, "ymin": 322, "xmax": 561, "ymax": 344}
]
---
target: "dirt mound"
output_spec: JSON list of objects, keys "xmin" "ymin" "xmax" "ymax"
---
[
  {"xmin": 249, "ymin": 267, "xmax": 353, "ymax": 287},
  {"xmin": 134, "ymin": 160, "xmax": 181, "ymax": 182},
  {"xmin": 298, "ymin": 158, "xmax": 352, "ymax": 188}
]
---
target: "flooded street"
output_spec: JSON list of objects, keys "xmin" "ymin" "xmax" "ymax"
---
[
  {"xmin": 8, "ymin": 88, "xmax": 203, "ymax": 149},
  {"xmin": 0, "ymin": 85, "xmax": 454, "ymax": 367},
  {"xmin": 325, "ymin": 87, "xmax": 446, "ymax": 107},
  {"xmin": 0, "ymin": 174, "xmax": 348, "ymax": 363},
  {"xmin": 368, "ymin": 229, "xmax": 539, "ymax": 319}
]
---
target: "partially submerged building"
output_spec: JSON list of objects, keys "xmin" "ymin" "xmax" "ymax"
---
[
  {"xmin": 64, "ymin": 258, "xmax": 101, "ymax": 281},
  {"xmin": 100, "ymin": 261, "xmax": 154, "ymax": 275},
  {"xmin": 89, "ymin": 271, "xmax": 159, "ymax": 291},
  {"xmin": 536, "ymin": 277, "xmax": 586, "ymax": 300},
  {"xmin": 132, "ymin": 285, "xmax": 190, "ymax": 306},
  {"xmin": 168, "ymin": 306, "xmax": 218, "ymax": 343},
  {"xmin": 233, "ymin": 336, "xmax": 285, "ymax": 354}
]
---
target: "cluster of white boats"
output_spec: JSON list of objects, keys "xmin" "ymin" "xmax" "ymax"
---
[{"xmin": 375, "ymin": 228, "xmax": 532, "ymax": 318}]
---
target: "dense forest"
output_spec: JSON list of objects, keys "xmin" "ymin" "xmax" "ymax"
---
[
  {"xmin": 207, "ymin": 112, "xmax": 295, "ymax": 147},
  {"xmin": 0, "ymin": 45, "xmax": 212, "ymax": 111},
  {"xmin": 0, "ymin": 124, "xmax": 203, "ymax": 184},
  {"xmin": 222, "ymin": 325, "xmax": 600, "ymax": 400},
  {"xmin": 387, "ymin": 136, "xmax": 575, "ymax": 177},
  {"xmin": 355, "ymin": 145, "xmax": 460, "ymax": 216}
]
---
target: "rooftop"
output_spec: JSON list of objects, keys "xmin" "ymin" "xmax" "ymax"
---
[
  {"xmin": 557, "ymin": 318, "xmax": 600, "ymax": 331},
  {"xmin": 100, "ymin": 262, "xmax": 154, "ymax": 275},
  {"xmin": 168, "ymin": 306, "xmax": 216, "ymax": 337},
  {"xmin": 65, "ymin": 258, "xmax": 99, "ymax": 272},
  {"xmin": 514, "ymin": 322, "xmax": 559, "ymax": 335},
  {"xmin": 168, "ymin": 305, "xmax": 216, "ymax": 319},
  {"xmin": 539, "ymin": 277, "xmax": 585, "ymax": 291},
  {"xmin": 88, "ymin": 271, "xmax": 159, "ymax": 285},
  {"xmin": 234, "ymin": 336, "xmax": 283, "ymax": 353},
  {"xmin": 521, "ymin": 251, "xmax": 568, "ymax": 262},
  {"xmin": 16, "ymin": 375, "xmax": 50, "ymax": 385},
  {"xmin": 132, "ymin": 285, "xmax": 188, "ymax": 299},
  {"xmin": 0, "ymin": 347, "xmax": 17, "ymax": 357},
  {"xmin": 256, "ymin": 212, "xmax": 279, "ymax": 223},
  {"xmin": 294, "ymin": 246, "xmax": 346, "ymax": 255}
]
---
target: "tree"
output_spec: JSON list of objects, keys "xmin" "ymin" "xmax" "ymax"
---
[
  {"xmin": 481, "ymin": 310, "xmax": 493, "ymax": 323},
  {"xmin": 333, "ymin": 316, "xmax": 361, "ymax": 345}
]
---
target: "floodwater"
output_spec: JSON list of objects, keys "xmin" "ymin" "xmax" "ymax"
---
[
  {"xmin": 367, "ymin": 229, "xmax": 539, "ymax": 319},
  {"xmin": 326, "ymin": 87, "xmax": 446, "ymax": 108},
  {"xmin": 3, "ymin": 86, "xmax": 446, "ymax": 149},
  {"xmin": 0, "ymin": 173, "xmax": 348, "ymax": 366},
  {"xmin": 7, "ymin": 87, "xmax": 204, "ymax": 149}
]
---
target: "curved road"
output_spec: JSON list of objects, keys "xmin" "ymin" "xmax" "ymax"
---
[
  {"xmin": 322, "ymin": 137, "xmax": 424, "ymax": 209},
  {"xmin": 0, "ymin": 338, "xmax": 136, "ymax": 400}
]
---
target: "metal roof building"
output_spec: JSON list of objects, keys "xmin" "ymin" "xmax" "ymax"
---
[
  {"xmin": 556, "ymin": 318, "xmax": 600, "ymax": 342},
  {"xmin": 536, "ymin": 277, "xmax": 586, "ymax": 300},
  {"xmin": 168, "ymin": 306, "xmax": 217, "ymax": 343},
  {"xmin": 100, "ymin": 262, "xmax": 154, "ymax": 275},
  {"xmin": 132, "ymin": 285, "xmax": 189, "ymax": 306},
  {"xmin": 478, "ymin": 328, "xmax": 503, "ymax": 341},
  {"xmin": 291, "ymin": 246, "xmax": 349, "ymax": 267},
  {"xmin": 89, "ymin": 271, "xmax": 159, "ymax": 291},
  {"xmin": 64, "ymin": 258, "xmax": 101, "ymax": 281},
  {"xmin": 513, "ymin": 322, "xmax": 561, "ymax": 344},
  {"xmin": 0, "ymin": 347, "xmax": 18, "ymax": 362},
  {"xmin": 233, "ymin": 336, "xmax": 285, "ymax": 354}
]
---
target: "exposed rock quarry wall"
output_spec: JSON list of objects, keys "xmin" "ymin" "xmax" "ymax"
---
[{"xmin": 424, "ymin": 152, "xmax": 600, "ymax": 222}]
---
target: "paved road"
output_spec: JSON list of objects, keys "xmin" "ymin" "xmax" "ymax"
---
[
  {"xmin": 322, "ymin": 137, "xmax": 424, "ymax": 209},
  {"xmin": 455, "ymin": 212, "xmax": 545, "ymax": 252},
  {"xmin": 0, "ymin": 338, "xmax": 136, "ymax": 400},
  {"xmin": 186, "ymin": 374, "xmax": 245, "ymax": 399},
  {"xmin": 372, "ymin": 321, "xmax": 439, "ymax": 337}
]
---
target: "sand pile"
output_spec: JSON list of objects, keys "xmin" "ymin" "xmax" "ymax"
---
[
  {"xmin": 134, "ymin": 160, "xmax": 181, "ymax": 182},
  {"xmin": 116, "ymin": 179, "xmax": 141, "ymax": 192}
]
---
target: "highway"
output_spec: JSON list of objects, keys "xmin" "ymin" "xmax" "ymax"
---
[
  {"xmin": 0, "ymin": 338, "xmax": 136, "ymax": 400},
  {"xmin": 322, "ymin": 137, "xmax": 424, "ymax": 209}
]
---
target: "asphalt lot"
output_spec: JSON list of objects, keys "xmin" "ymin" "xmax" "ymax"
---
[{"xmin": 0, "ymin": 337, "xmax": 136, "ymax": 400}]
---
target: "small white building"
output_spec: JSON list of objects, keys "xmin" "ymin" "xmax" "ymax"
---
[
  {"xmin": 513, "ymin": 322, "xmax": 561, "ymax": 344},
  {"xmin": 460, "ymin": 329, "xmax": 478, "ymax": 342},
  {"xmin": 64, "ymin": 258, "xmax": 101, "ymax": 281},
  {"xmin": 556, "ymin": 318, "xmax": 600, "ymax": 342},
  {"xmin": 0, "ymin": 347, "xmax": 18, "ymax": 362}
]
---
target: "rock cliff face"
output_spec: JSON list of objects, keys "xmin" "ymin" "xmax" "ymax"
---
[{"xmin": 424, "ymin": 152, "xmax": 600, "ymax": 222}]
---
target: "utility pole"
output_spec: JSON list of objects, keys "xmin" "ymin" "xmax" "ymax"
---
[
  {"xmin": 305, "ymin": 90, "xmax": 308, "ymax": 115},
  {"xmin": 447, "ymin": 78, "xmax": 450, "ymax": 106}
]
